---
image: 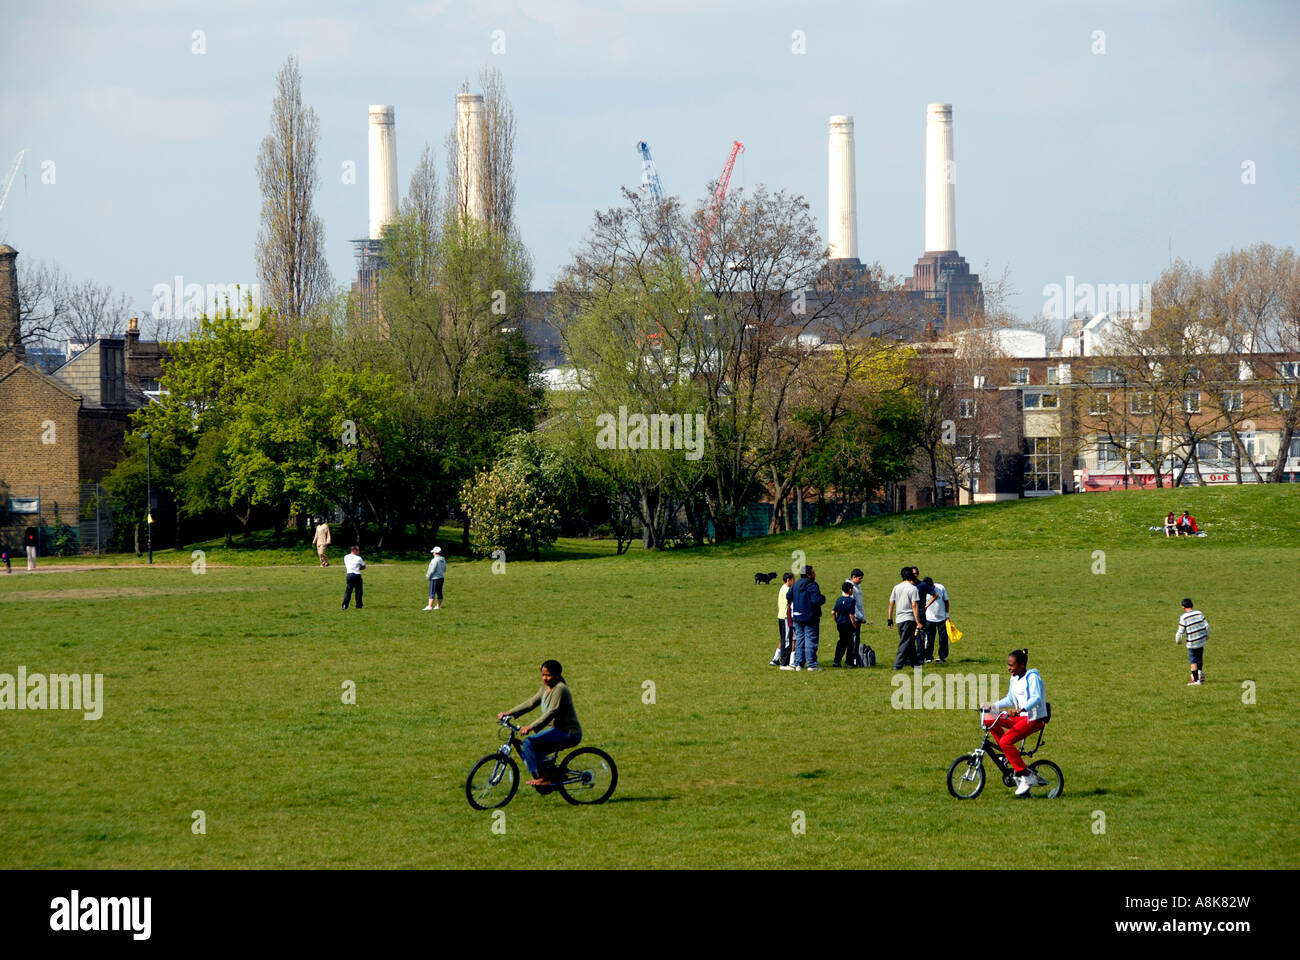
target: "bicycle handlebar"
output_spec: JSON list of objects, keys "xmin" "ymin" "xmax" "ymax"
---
[{"xmin": 499, "ymin": 716, "xmax": 521, "ymax": 732}]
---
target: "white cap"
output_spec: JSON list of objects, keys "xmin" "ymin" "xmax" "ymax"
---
[{"xmin": 432, "ymin": 546, "xmax": 442, "ymax": 554}]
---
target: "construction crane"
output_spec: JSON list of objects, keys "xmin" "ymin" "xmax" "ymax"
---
[
  {"xmin": 636, "ymin": 139, "xmax": 675, "ymax": 250},
  {"xmin": 636, "ymin": 140, "xmax": 665, "ymax": 201},
  {"xmin": 692, "ymin": 140, "xmax": 744, "ymax": 279},
  {"xmin": 0, "ymin": 149, "xmax": 28, "ymax": 220}
]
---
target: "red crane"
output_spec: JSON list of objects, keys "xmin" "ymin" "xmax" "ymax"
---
[{"xmin": 691, "ymin": 140, "xmax": 744, "ymax": 279}]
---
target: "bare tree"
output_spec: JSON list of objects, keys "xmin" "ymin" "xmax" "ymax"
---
[
  {"xmin": 62, "ymin": 277, "xmax": 132, "ymax": 343},
  {"xmin": 446, "ymin": 67, "xmax": 517, "ymax": 240},
  {"xmin": 1203, "ymin": 243, "xmax": 1296, "ymax": 482},
  {"xmin": 405, "ymin": 142, "xmax": 441, "ymax": 240},
  {"xmin": 256, "ymin": 56, "xmax": 332, "ymax": 329},
  {"xmin": 13, "ymin": 259, "xmax": 68, "ymax": 358}
]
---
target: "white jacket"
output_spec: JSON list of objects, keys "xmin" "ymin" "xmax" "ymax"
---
[{"xmin": 995, "ymin": 668, "xmax": 1048, "ymax": 722}]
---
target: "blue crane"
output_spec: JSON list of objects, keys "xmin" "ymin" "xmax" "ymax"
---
[
  {"xmin": 636, "ymin": 140, "xmax": 664, "ymax": 200},
  {"xmin": 636, "ymin": 140, "xmax": 674, "ymax": 250}
]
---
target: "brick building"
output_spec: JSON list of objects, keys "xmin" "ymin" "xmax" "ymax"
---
[{"xmin": 0, "ymin": 244, "xmax": 168, "ymax": 555}]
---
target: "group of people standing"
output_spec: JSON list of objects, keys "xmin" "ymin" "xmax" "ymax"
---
[
  {"xmin": 768, "ymin": 564, "xmax": 952, "ymax": 672},
  {"xmin": 886, "ymin": 566, "xmax": 952, "ymax": 669}
]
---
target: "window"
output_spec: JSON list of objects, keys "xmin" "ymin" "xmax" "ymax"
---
[
  {"xmin": 1279, "ymin": 361, "xmax": 1299, "ymax": 380},
  {"xmin": 1088, "ymin": 366, "xmax": 1122, "ymax": 385},
  {"xmin": 1088, "ymin": 393, "xmax": 1110, "ymax": 416},
  {"xmin": 1023, "ymin": 391, "xmax": 1059, "ymax": 410},
  {"xmin": 1130, "ymin": 393, "xmax": 1153, "ymax": 415},
  {"xmin": 1046, "ymin": 367, "xmax": 1060, "ymax": 385},
  {"xmin": 1273, "ymin": 392, "xmax": 1293, "ymax": 411},
  {"xmin": 958, "ymin": 398, "xmax": 975, "ymax": 419},
  {"xmin": 1097, "ymin": 440, "xmax": 1122, "ymax": 464},
  {"xmin": 101, "ymin": 345, "xmax": 125, "ymax": 404},
  {"xmin": 1023, "ymin": 437, "xmax": 1062, "ymax": 492},
  {"xmin": 1183, "ymin": 391, "xmax": 1200, "ymax": 414},
  {"xmin": 1221, "ymin": 390, "xmax": 1243, "ymax": 412},
  {"xmin": 1291, "ymin": 436, "xmax": 1300, "ymax": 459},
  {"xmin": 1010, "ymin": 368, "xmax": 1029, "ymax": 385}
]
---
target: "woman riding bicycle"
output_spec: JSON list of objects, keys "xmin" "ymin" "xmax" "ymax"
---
[
  {"xmin": 980, "ymin": 648, "xmax": 1050, "ymax": 797},
  {"xmin": 498, "ymin": 660, "xmax": 582, "ymax": 787}
]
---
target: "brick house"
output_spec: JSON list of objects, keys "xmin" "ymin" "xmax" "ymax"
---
[{"xmin": 0, "ymin": 244, "xmax": 168, "ymax": 554}]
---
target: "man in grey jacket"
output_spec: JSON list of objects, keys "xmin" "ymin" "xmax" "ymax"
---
[{"xmin": 423, "ymin": 546, "xmax": 447, "ymax": 611}]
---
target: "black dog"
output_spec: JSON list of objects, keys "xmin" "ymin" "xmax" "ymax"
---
[{"xmin": 754, "ymin": 572, "xmax": 779, "ymax": 585}]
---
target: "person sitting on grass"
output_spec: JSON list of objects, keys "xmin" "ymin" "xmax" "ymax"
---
[
  {"xmin": 1176, "ymin": 510, "xmax": 1198, "ymax": 536},
  {"xmin": 1163, "ymin": 511, "xmax": 1177, "ymax": 537},
  {"xmin": 498, "ymin": 660, "xmax": 582, "ymax": 787}
]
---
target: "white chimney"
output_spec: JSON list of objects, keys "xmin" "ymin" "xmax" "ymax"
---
[
  {"xmin": 368, "ymin": 105, "xmax": 398, "ymax": 241},
  {"xmin": 924, "ymin": 103, "xmax": 957, "ymax": 254},
  {"xmin": 456, "ymin": 93, "xmax": 486, "ymax": 222},
  {"xmin": 827, "ymin": 115, "xmax": 858, "ymax": 260}
]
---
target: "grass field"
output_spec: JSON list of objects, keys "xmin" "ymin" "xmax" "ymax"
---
[{"xmin": 3, "ymin": 485, "xmax": 1298, "ymax": 869}]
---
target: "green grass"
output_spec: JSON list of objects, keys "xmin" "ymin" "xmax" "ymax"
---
[{"xmin": 3, "ymin": 485, "xmax": 1297, "ymax": 868}]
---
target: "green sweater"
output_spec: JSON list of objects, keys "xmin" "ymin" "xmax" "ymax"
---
[{"xmin": 508, "ymin": 682, "xmax": 581, "ymax": 736}]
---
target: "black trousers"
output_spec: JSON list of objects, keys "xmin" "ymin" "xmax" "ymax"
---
[
  {"xmin": 924, "ymin": 620, "xmax": 949, "ymax": 661},
  {"xmin": 777, "ymin": 619, "xmax": 794, "ymax": 665},
  {"xmin": 343, "ymin": 573, "xmax": 363, "ymax": 609},
  {"xmin": 893, "ymin": 621, "xmax": 920, "ymax": 669},
  {"xmin": 834, "ymin": 622, "xmax": 858, "ymax": 666}
]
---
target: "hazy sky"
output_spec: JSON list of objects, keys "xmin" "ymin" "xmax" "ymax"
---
[{"xmin": 2, "ymin": 0, "xmax": 1297, "ymax": 333}]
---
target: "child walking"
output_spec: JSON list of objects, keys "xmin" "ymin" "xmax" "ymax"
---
[{"xmin": 1175, "ymin": 597, "xmax": 1210, "ymax": 685}]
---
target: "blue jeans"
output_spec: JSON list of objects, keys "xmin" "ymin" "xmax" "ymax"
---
[
  {"xmin": 519, "ymin": 727, "xmax": 581, "ymax": 777},
  {"xmin": 794, "ymin": 620, "xmax": 819, "ymax": 668}
]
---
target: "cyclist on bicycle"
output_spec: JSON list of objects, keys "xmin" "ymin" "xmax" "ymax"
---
[
  {"xmin": 498, "ymin": 660, "xmax": 582, "ymax": 787},
  {"xmin": 980, "ymin": 648, "xmax": 1050, "ymax": 797}
]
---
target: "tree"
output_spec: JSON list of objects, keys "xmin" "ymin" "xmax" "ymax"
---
[
  {"xmin": 446, "ymin": 67, "xmax": 518, "ymax": 240},
  {"xmin": 1203, "ymin": 243, "xmax": 1296, "ymax": 482},
  {"xmin": 256, "ymin": 56, "xmax": 332, "ymax": 330},
  {"xmin": 13, "ymin": 259, "xmax": 67, "ymax": 359},
  {"xmin": 461, "ymin": 459, "xmax": 559, "ymax": 560},
  {"xmin": 62, "ymin": 277, "xmax": 132, "ymax": 343}
]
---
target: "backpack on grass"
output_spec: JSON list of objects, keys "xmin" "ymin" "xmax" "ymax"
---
[{"xmin": 858, "ymin": 643, "xmax": 876, "ymax": 667}]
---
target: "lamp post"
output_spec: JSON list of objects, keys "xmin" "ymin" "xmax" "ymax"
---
[{"xmin": 142, "ymin": 431, "xmax": 153, "ymax": 564}]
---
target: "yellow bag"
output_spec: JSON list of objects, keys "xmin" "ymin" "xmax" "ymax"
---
[{"xmin": 945, "ymin": 619, "xmax": 962, "ymax": 643}]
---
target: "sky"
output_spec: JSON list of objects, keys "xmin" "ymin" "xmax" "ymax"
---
[{"xmin": 1, "ymin": 0, "xmax": 1297, "ymax": 336}]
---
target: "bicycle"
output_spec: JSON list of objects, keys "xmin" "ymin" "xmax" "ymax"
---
[
  {"xmin": 465, "ymin": 717, "xmax": 618, "ymax": 810},
  {"xmin": 947, "ymin": 708, "xmax": 1063, "ymax": 799}
]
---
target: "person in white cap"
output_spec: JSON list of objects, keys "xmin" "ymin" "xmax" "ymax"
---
[{"xmin": 423, "ymin": 546, "xmax": 447, "ymax": 610}]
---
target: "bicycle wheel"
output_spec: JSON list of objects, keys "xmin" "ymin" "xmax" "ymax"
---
[
  {"xmin": 557, "ymin": 748, "xmax": 618, "ymax": 805},
  {"xmin": 466, "ymin": 754, "xmax": 519, "ymax": 810},
  {"xmin": 947, "ymin": 754, "xmax": 985, "ymax": 799},
  {"xmin": 1028, "ymin": 760, "xmax": 1063, "ymax": 799}
]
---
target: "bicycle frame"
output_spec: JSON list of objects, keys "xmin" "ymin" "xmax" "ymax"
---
[
  {"xmin": 972, "ymin": 711, "xmax": 1044, "ymax": 784},
  {"xmin": 493, "ymin": 718, "xmax": 583, "ymax": 787}
]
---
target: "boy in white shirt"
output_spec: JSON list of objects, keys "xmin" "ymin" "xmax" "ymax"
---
[{"xmin": 981, "ymin": 648, "xmax": 1050, "ymax": 796}]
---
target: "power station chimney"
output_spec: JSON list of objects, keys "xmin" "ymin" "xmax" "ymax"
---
[
  {"xmin": 368, "ymin": 105, "xmax": 398, "ymax": 241},
  {"xmin": 827, "ymin": 115, "xmax": 858, "ymax": 260},
  {"xmin": 924, "ymin": 103, "xmax": 957, "ymax": 254},
  {"xmin": 456, "ymin": 93, "xmax": 486, "ymax": 222}
]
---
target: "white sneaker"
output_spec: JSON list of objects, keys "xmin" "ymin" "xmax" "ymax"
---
[
  {"xmin": 779, "ymin": 665, "xmax": 795, "ymax": 671},
  {"xmin": 1014, "ymin": 774, "xmax": 1033, "ymax": 796},
  {"xmin": 793, "ymin": 665, "xmax": 803, "ymax": 672},
  {"xmin": 422, "ymin": 605, "xmax": 433, "ymax": 611}
]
